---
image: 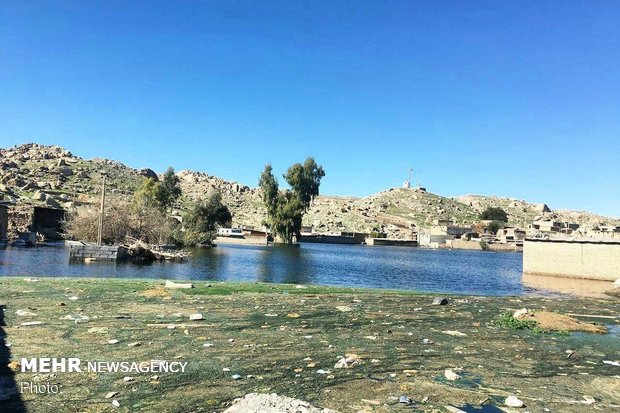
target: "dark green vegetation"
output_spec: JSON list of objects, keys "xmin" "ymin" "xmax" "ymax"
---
[
  {"xmin": 480, "ymin": 207, "xmax": 509, "ymax": 223},
  {"xmin": 1, "ymin": 278, "xmax": 618, "ymax": 412},
  {"xmin": 493, "ymin": 311, "xmax": 545, "ymax": 333},
  {"xmin": 259, "ymin": 158, "xmax": 325, "ymax": 243},
  {"xmin": 181, "ymin": 192, "xmax": 232, "ymax": 246}
]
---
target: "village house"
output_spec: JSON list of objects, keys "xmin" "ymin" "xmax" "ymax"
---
[{"xmin": 495, "ymin": 227, "xmax": 526, "ymax": 244}]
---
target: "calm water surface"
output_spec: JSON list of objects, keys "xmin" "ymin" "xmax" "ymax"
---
[{"xmin": 0, "ymin": 242, "xmax": 542, "ymax": 296}]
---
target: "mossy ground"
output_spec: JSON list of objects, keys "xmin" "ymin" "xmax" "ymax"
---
[{"xmin": 0, "ymin": 277, "xmax": 618, "ymax": 412}]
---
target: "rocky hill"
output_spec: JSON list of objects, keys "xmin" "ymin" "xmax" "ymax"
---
[{"xmin": 1, "ymin": 143, "xmax": 618, "ymax": 237}]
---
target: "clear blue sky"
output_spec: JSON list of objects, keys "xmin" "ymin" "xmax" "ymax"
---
[{"xmin": 1, "ymin": 1, "xmax": 619, "ymax": 217}]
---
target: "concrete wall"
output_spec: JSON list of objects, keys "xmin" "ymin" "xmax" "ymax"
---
[
  {"xmin": 68, "ymin": 242, "xmax": 128, "ymax": 261},
  {"xmin": 0, "ymin": 206, "xmax": 7, "ymax": 239},
  {"xmin": 523, "ymin": 239, "xmax": 620, "ymax": 281},
  {"xmin": 366, "ymin": 238, "xmax": 417, "ymax": 247}
]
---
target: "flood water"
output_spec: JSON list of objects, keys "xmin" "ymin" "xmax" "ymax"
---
[{"xmin": 0, "ymin": 242, "xmax": 556, "ymax": 296}]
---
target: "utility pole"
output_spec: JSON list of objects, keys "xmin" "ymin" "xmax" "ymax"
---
[{"xmin": 97, "ymin": 174, "xmax": 107, "ymax": 246}]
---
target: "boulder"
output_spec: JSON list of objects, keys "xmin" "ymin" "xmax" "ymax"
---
[{"xmin": 138, "ymin": 168, "xmax": 159, "ymax": 181}]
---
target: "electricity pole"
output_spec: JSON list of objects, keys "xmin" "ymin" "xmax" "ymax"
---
[{"xmin": 97, "ymin": 174, "xmax": 107, "ymax": 246}]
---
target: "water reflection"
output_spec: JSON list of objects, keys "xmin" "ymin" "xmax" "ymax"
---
[{"xmin": 0, "ymin": 242, "xmax": 532, "ymax": 296}]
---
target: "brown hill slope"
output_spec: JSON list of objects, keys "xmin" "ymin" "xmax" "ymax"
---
[{"xmin": 1, "ymin": 143, "xmax": 617, "ymax": 237}]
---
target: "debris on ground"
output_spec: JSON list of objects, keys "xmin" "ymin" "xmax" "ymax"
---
[
  {"xmin": 164, "ymin": 280, "xmax": 194, "ymax": 289},
  {"xmin": 505, "ymin": 395, "xmax": 524, "ymax": 408},
  {"xmin": 432, "ymin": 297, "xmax": 449, "ymax": 306},
  {"xmin": 516, "ymin": 311, "xmax": 607, "ymax": 333},
  {"xmin": 223, "ymin": 393, "xmax": 339, "ymax": 413}
]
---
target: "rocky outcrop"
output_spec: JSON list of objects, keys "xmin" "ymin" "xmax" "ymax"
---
[{"xmin": 1, "ymin": 142, "xmax": 619, "ymax": 239}]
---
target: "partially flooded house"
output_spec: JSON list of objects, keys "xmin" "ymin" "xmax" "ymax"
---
[
  {"xmin": 7, "ymin": 204, "xmax": 66, "ymax": 240},
  {"xmin": 0, "ymin": 203, "xmax": 8, "ymax": 240}
]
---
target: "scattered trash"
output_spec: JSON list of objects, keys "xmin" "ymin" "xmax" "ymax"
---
[
  {"xmin": 16, "ymin": 309, "xmax": 36, "ymax": 316},
  {"xmin": 232, "ymin": 374, "xmax": 242, "ymax": 380},
  {"xmin": 203, "ymin": 343, "xmax": 214, "ymax": 347},
  {"xmin": 287, "ymin": 313, "xmax": 300, "ymax": 318},
  {"xmin": 317, "ymin": 369, "xmax": 330, "ymax": 375},
  {"xmin": 582, "ymin": 395, "xmax": 596, "ymax": 405},
  {"xmin": 8, "ymin": 361, "xmax": 20, "ymax": 372},
  {"xmin": 335, "ymin": 306, "xmax": 352, "ymax": 312},
  {"xmin": 603, "ymin": 360, "xmax": 620, "ymax": 367},
  {"xmin": 505, "ymin": 395, "xmax": 524, "ymax": 408},
  {"xmin": 68, "ymin": 296, "xmax": 79, "ymax": 301},
  {"xmin": 443, "ymin": 330, "xmax": 467, "ymax": 337},
  {"xmin": 20, "ymin": 321, "xmax": 43, "ymax": 326},
  {"xmin": 107, "ymin": 339, "xmax": 119, "ymax": 344},
  {"xmin": 128, "ymin": 342, "xmax": 142, "ymax": 347},
  {"xmin": 399, "ymin": 395, "xmax": 412, "ymax": 405},
  {"xmin": 123, "ymin": 376, "xmax": 135, "ymax": 382},
  {"xmin": 189, "ymin": 313, "xmax": 204, "ymax": 321},
  {"xmin": 422, "ymin": 338, "xmax": 434, "ymax": 344},
  {"xmin": 112, "ymin": 399, "xmax": 120, "ymax": 408},
  {"xmin": 164, "ymin": 280, "xmax": 194, "ymax": 289}
]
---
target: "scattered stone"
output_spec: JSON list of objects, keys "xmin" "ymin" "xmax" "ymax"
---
[
  {"xmin": 107, "ymin": 339, "xmax": 119, "ymax": 345},
  {"xmin": 16, "ymin": 309, "xmax": 36, "ymax": 316},
  {"xmin": 128, "ymin": 342, "xmax": 142, "ymax": 347},
  {"xmin": 164, "ymin": 280, "xmax": 194, "ymax": 289},
  {"xmin": 20, "ymin": 321, "xmax": 43, "ymax": 326},
  {"xmin": 232, "ymin": 374, "xmax": 242, "ymax": 380},
  {"xmin": 335, "ymin": 306, "xmax": 353, "ymax": 312},
  {"xmin": 105, "ymin": 391, "xmax": 118, "ymax": 399},
  {"xmin": 123, "ymin": 376, "xmax": 135, "ymax": 382},
  {"xmin": 432, "ymin": 297, "xmax": 449, "ymax": 305},
  {"xmin": 334, "ymin": 354, "xmax": 361, "ymax": 369},
  {"xmin": 443, "ymin": 330, "xmax": 467, "ymax": 337},
  {"xmin": 603, "ymin": 360, "xmax": 620, "ymax": 367},
  {"xmin": 505, "ymin": 395, "xmax": 524, "ymax": 408},
  {"xmin": 513, "ymin": 308, "xmax": 529, "ymax": 318},
  {"xmin": 189, "ymin": 313, "xmax": 204, "ymax": 321},
  {"xmin": 112, "ymin": 399, "xmax": 120, "ymax": 408}
]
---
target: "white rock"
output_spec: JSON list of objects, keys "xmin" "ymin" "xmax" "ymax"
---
[
  {"xmin": 112, "ymin": 399, "xmax": 120, "ymax": 408},
  {"xmin": 107, "ymin": 339, "xmax": 119, "ymax": 344},
  {"xmin": 16, "ymin": 309, "xmax": 37, "ymax": 316},
  {"xmin": 20, "ymin": 321, "xmax": 43, "ymax": 326},
  {"xmin": 505, "ymin": 395, "xmax": 524, "ymax": 408},
  {"xmin": 189, "ymin": 313, "xmax": 204, "ymax": 321},
  {"xmin": 513, "ymin": 308, "xmax": 529, "ymax": 318},
  {"xmin": 444, "ymin": 369, "xmax": 461, "ymax": 381},
  {"xmin": 164, "ymin": 280, "xmax": 194, "ymax": 289}
]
